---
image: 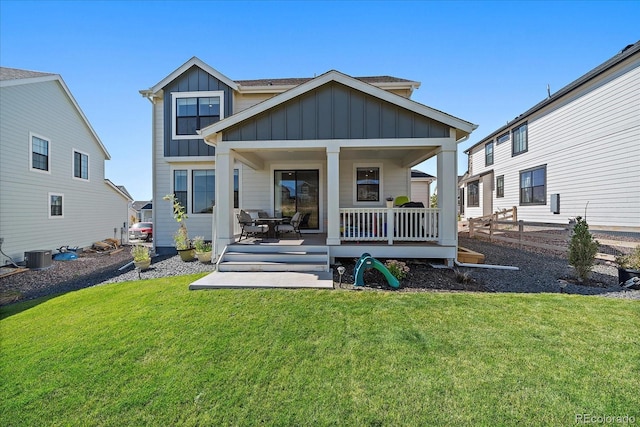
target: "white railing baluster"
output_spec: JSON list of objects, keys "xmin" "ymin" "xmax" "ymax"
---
[{"xmin": 339, "ymin": 207, "xmax": 439, "ymax": 243}]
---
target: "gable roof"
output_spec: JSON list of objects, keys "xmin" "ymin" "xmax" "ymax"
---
[
  {"xmin": 0, "ymin": 66, "xmax": 111, "ymax": 159},
  {"xmin": 411, "ymin": 170, "xmax": 435, "ymax": 179},
  {"xmin": 141, "ymin": 57, "xmax": 421, "ymax": 98},
  {"xmin": 146, "ymin": 57, "xmax": 239, "ymax": 94},
  {"xmin": 465, "ymin": 40, "xmax": 640, "ymax": 153},
  {"xmin": 201, "ymin": 69, "xmax": 477, "ymax": 142}
]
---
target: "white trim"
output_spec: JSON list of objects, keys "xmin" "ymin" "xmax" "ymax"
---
[
  {"xmin": 29, "ymin": 132, "xmax": 51, "ymax": 175},
  {"xmin": 170, "ymin": 164, "xmax": 240, "ymax": 216},
  {"xmin": 48, "ymin": 192, "xmax": 64, "ymax": 218},
  {"xmin": 353, "ymin": 162, "xmax": 384, "ymax": 207},
  {"xmin": 72, "ymin": 148, "xmax": 90, "ymax": 181},
  {"xmin": 149, "ymin": 57, "xmax": 239, "ymax": 94},
  {"xmin": 201, "ymin": 70, "xmax": 477, "ymax": 141},
  {"xmin": 171, "ymin": 90, "xmax": 225, "ymax": 140}
]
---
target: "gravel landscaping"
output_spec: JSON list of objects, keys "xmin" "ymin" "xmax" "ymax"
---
[{"xmin": 1, "ymin": 235, "xmax": 638, "ymax": 306}]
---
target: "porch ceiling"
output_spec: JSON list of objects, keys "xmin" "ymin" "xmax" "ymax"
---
[{"xmin": 232, "ymin": 146, "xmax": 439, "ymax": 167}]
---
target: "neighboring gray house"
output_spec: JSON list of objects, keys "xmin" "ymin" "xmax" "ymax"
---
[
  {"xmin": 141, "ymin": 58, "xmax": 476, "ymax": 267},
  {"xmin": 0, "ymin": 67, "xmax": 132, "ymax": 264},
  {"xmin": 462, "ymin": 41, "xmax": 640, "ymax": 230},
  {"xmin": 131, "ymin": 200, "xmax": 153, "ymax": 223}
]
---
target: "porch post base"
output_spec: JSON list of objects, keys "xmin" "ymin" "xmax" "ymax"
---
[{"xmin": 326, "ymin": 237, "xmax": 341, "ymax": 246}]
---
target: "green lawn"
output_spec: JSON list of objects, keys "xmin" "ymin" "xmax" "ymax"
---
[{"xmin": 1, "ymin": 276, "xmax": 638, "ymax": 426}]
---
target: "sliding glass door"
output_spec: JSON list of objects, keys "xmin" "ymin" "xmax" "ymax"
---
[{"xmin": 274, "ymin": 170, "xmax": 319, "ymax": 230}]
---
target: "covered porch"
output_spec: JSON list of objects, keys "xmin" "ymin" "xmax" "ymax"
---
[{"xmin": 201, "ymin": 70, "xmax": 476, "ymax": 265}]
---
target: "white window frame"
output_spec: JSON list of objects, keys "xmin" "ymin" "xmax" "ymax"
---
[
  {"xmin": 171, "ymin": 91, "xmax": 225, "ymax": 140},
  {"xmin": 48, "ymin": 192, "xmax": 64, "ymax": 218},
  {"xmin": 170, "ymin": 165, "xmax": 240, "ymax": 216},
  {"xmin": 353, "ymin": 163, "xmax": 384, "ymax": 206},
  {"xmin": 29, "ymin": 132, "xmax": 51, "ymax": 174},
  {"xmin": 72, "ymin": 149, "xmax": 90, "ymax": 181}
]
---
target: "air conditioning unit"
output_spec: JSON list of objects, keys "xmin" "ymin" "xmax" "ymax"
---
[{"xmin": 24, "ymin": 250, "xmax": 52, "ymax": 270}]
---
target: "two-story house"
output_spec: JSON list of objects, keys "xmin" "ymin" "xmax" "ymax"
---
[
  {"xmin": 141, "ymin": 57, "xmax": 476, "ymax": 267},
  {"xmin": 0, "ymin": 67, "xmax": 132, "ymax": 265},
  {"xmin": 462, "ymin": 41, "xmax": 639, "ymax": 230}
]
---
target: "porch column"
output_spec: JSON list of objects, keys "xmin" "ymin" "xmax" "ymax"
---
[
  {"xmin": 436, "ymin": 140, "xmax": 458, "ymax": 250},
  {"xmin": 214, "ymin": 146, "xmax": 235, "ymax": 256},
  {"xmin": 326, "ymin": 144, "xmax": 341, "ymax": 245}
]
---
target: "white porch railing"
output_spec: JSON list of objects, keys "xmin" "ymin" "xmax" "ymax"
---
[{"xmin": 340, "ymin": 208, "xmax": 439, "ymax": 243}]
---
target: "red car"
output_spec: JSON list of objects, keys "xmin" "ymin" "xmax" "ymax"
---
[{"xmin": 129, "ymin": 222, "xmax": 153, "ymax": 241}]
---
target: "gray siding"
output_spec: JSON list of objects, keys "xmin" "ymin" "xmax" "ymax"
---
[
  {"xmin": 163, "ymin": 65, "xmax": 234, "ymax": 157},
  {"xmin": 0, "ymin": 79, "xmax": 129, "ymax": 263},
  {"xmin": 223, "ymin": 82, "xmax": 449, "ymax": 141}
]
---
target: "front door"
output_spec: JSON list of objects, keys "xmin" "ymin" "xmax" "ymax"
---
[{"xmin": 274, "ymin": 170, "xmax": 319, "ymax": 230}]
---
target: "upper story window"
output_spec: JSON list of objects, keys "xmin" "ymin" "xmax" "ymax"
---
[
  {"xmin": 356, "ymin": 166, "xmax": 380, "ymax": 202},
  {"xmin": 485, "ymin": 141, "xmax": 494, "ymax": 166},
  {"xmin": 520, "ymin": 165, "xmax": 546, "ymax": 205},
  {"xmin": 30, "ymin": 133, "xmax": 50, "ymax": 173},
  {"xmin": 73, "ymin": 150, "xmax": 89, "ymax": 180},
  {"xmin": 497, "ymin": 132, "xmax": 509, "ymax": 145},
  {"xmin": 172, "ymin": 91, "xmax": 224, "ymax": 140},
  {"xmin": 512, "ymin": 123, "xmax": 528, "ymax": 156},
  {"xmin": 467, "ymin": 180, "xmax": 479, "ymax": 207}
]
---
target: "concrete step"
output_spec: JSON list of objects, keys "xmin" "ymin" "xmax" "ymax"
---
[
  {"xmin": 217, "ymin": 261, "xmax": 328, "ymax": 272},
  {"xmin": 223, "ymin": 252, "xmax": 328, "ymax": 263},
  {"xmin": 218, "ymin": 244, "xmax": 330, "ymax": 272}
]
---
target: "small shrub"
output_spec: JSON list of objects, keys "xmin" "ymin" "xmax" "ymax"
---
[
  {"xmin": 454, "ymin": 269, "xmax": 473, "ymax": 284},
  {"xmin": 130, "ymin": 245, "xmax": 150, "ymax": 262},
  {"xmin": 568, "ymin": 216, "xmax": 599, "ymax": 282},
  {"xmin": 384, "ymin": 259, "xmax": 410, "ymax": 280},
  {"xmin": 193, "ymin": 236, "xmax": 212, "ymax": 253},
  {"xmin": 615, "ymin": 245, "xmax": 640, "ymax": 270}
]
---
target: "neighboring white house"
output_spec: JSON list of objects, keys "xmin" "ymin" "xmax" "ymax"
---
[
  {"xmin": 141, "ymin": 58, "xmax": 476, "ymax": 264},
  {"xmin": 461, "ymin": 41, "xmax": 640, "ymax": 230},
  {"xmin": 410, "ymin": 169, "xmax": 436, "ymax": 207},
  {"xmin": 0, "ymin": 67, "xmax": 132, "ymax": 264}
]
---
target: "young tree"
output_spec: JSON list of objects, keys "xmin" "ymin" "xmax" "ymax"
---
[{"xmin": 568, "ymin": 216, "xmax": 599, "ymax": 282}]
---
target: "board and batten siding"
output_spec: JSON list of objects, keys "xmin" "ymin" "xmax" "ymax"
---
[
  {"xmin": 0, "ymin": 79, "xmax": 128, "ymax": 263},
  {"xmin": 162, "ymin": 65, "xmax": 234, "ymax": 157},
  {"xmin": 464, "ymin": 57, "xmax": 640, "ymax": 228},
  {"xmin": 223, "ymin": 81, "xmax": 449, "ymax": 142}
]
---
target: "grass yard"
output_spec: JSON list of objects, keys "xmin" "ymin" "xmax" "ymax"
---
[{"xmin": 1, "ymin": 275, "xmax": 639, "ymax": 426}]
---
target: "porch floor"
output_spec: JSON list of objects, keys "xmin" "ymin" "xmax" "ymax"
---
[{"xmin": 232, "ymin": 233, "xmax": 441, "ymax": 247}]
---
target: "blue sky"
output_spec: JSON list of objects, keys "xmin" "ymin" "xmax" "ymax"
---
[{"xmin": 1, "ymin": 0, "xmax": 638, "ymax": 201}]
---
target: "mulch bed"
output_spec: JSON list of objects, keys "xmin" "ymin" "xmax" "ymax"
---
[{"xmin": 333, "ymin": 258, "xmax": 489, "ymax": 292}]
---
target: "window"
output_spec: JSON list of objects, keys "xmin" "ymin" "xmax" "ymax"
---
[
  {"xmin": 193, "ymin": 170, "xmax": 215, "ymax": 213},
  {"xmin": 512, "ymin": 123, "xmax": 528, "ymax": 156},
  {"xmin": 497, "ymin": 132, "xmax": 509, "ymax": 145},
  {"xmin": 172, "ymin": 91, "xmax": 224, "ymax": 139},
  {"xmin": 496, "ymin": 175, "xmax": 504, "ymax": 198},
  {"xmin": 174, "ymin": 168, "xmax": 239, "ymax": 214},
  {"xmin": 73, "ymin": 150, "xmax": 89, "ymax": 180},
  {"xmin": 467, "ymin": 180, "xmax": 479, "ymax": 207},
  {"xmin": 174, "ymin": 170, "xmax": 188, "ymax": 210},
  {"xmin": 520, "ymin": 165, "xmax": 546, "ymax": 205},
  {"xmin": 356, "ymin": 167, "xmax": 380, "ymax": 202},
  {"xmin": 49, "ymin": 193, "xmax": 63, "ymax": 218},
  {"xmin": 485, "ymin": 141, "xmax": 494, "ymax": 166},
  {"xmin": 30, "ymin": 133, "xmax": 50, "ymax": 172}
]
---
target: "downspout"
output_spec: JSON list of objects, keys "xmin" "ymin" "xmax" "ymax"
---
[{"xmin": 140, "ymin": 90, "xmax": 158, "ymax": 255}]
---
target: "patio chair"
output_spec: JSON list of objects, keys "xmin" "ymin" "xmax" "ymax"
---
[
  {"xmin": 276, "ymin": 212, "xmax": 302, "ymax": 239},
  {"xmin": 237, "ymin": 210, "xmax": 268, "ymax": 241}
]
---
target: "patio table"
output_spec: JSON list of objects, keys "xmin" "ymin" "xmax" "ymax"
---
[{"xmin": 257, "ymin": 217, "xmax": 286, "ymax": 239}]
